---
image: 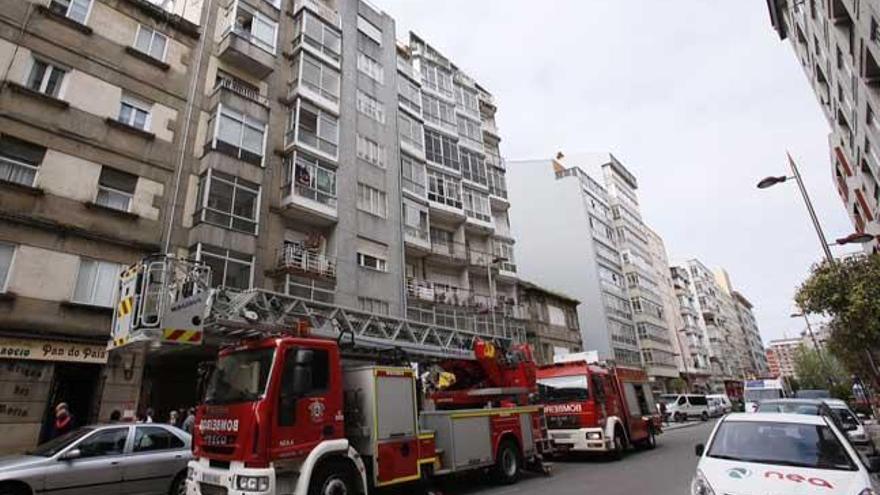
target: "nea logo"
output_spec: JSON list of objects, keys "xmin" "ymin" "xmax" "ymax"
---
[
  {"xmin": 765, "ymin": 471, "xmax": 833, "ymax": 489},
  {"xmin": 545, "ymin": 403, "xmax": 583, "ymax": 414}
]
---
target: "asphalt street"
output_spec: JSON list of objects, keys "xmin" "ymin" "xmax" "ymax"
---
[{"xmin": 434, "ymin": 420, "xmax": 717, "ymax": 495}]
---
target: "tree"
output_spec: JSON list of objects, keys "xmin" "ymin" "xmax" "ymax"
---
[
  {"xmin": 792, "ymin": 344, "xmax": 851, "ymax": 399},
  {"xmin": 795, "ymin": 254, "xmax": 880, "ymax": 387}
]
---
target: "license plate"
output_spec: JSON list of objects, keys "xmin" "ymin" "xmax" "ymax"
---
[
  {"xmin": 552, "ymin": 432, "xmax": 572, "ymax": 439},
  {"xmin": 202, "ymin": 473, "xmax": 222, "ymax": 485}
]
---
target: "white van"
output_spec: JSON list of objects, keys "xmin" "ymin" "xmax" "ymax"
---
[
  {"xmin": 660, "ymin": 394, "xmax": 711, "ymax": 422},
  {"xmin": 707, "ymin": 394, "xmax": 733, "ymax": 414}
]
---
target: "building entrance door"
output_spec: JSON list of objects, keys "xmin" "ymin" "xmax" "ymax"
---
[{"xmin": 41, "ymin": 363, "xmax": 101, "ymax": 443}]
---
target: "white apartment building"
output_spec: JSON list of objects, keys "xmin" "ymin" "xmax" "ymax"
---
[
  {"xmin": 669, "ymin": 265, "xmax": 714, "ymax": 392},
  {"xmin": 768, "ymin": 0, "xmax": 880, "ymax": 252}
]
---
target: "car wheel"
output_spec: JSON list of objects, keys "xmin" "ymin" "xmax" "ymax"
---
[
  {"xmin": 701, "ymin": 411, "xmax": 709, "ymax": 422},
  {"xmin": 169, "ymin": 472, "xmax": 186, "ymax": 495},
  {"xmin": 674, "ymin": 412, "xmax": 684, "ymax": 422},
  {"xmin": 642, "ymin": 427, "xmax": 656, "ymax": 450},
  {"xmin": 308, "ymin": 459, "xmax": 357, "ymax": 495},
  {"xmin": 492, "ymin": 439, "xmax": 521, "ymax": 485},
  {"xmin": 0, "ymin": 482, "xmax": 30, "ymax": 495}
]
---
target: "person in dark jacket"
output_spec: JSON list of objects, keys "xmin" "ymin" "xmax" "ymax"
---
[{"xmin": 51, "ymin": 402, "xmax": 75, "ymax": 439}]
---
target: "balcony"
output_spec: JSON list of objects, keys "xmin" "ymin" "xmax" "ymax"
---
[
  {"xmin": 467, "ymin": 248, "xmax": 492, "ymax": 268},
  {"xmin": 406, "ymin": 278, "xmax": 436, "ymax": 301},
  {"xmin": 404, "ymin": 224, "xmax": 430, "ymax": 251},
  {"xmin": 279, "ymin": 154, "xmax": 337, "ymax": 224},
  {"xmin": 292, "ymin": 0, "xmax": 339, "ymax": 29},
  {"xmin": 482, "ymin": 118, "xmax": 500, "ymax": 139},
  {"xmin": 428, "ymin": 241, "xmax": 467, "ymax": 264},
  {"xmin": 214, "ymin": 76, "xmax": 268, "ymax": 106},
  {"xmin": 217, "ymin": 26, "xmax": 276, "ymax": 79},
  {"xmin": 275, "ymin": 244, "xmax": 335, "ymax": 279}
]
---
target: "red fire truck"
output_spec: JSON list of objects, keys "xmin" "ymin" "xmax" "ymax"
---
[
  {"xmin": 536, "ymin": 354, "xmax": 661, "ymax": 458},
  {"xmin": 110, "ymin": 255, "xmax": 550, "ymax": 495}
]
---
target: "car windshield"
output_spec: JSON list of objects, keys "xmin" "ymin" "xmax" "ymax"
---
[
  {"xmin": 204, "ymin": 347, "xmax": 275, "ymax": 405},
  {"xmin": 830, "ymin": 408, "xmax": 860, "ymax": 430},
  {"xmin": 707, "ymin": 420, "xmax": 857, "ymax": 471},
  {"xmin": 538, "ymin": 375, "xmax": 589, "ymax": 402},
  {"xmin": 28, "ymin": 428, "xmax": 93, "ymax": 457},
  {"xmin": 757, "ymin": 402, "xmax": 820, "ymax": 415},
  {"xmin": 744, "ymin": 389, "xmax": 783, "ymax": 402}
]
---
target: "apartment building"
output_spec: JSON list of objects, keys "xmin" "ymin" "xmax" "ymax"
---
[
  {"xmin": 507, "ymin": 153, "xmax": 639, "ymax": 365},
  {"xmin": 669, "ymin": 265, "xmax": 714, "ymax": 392},
  {"xmin": 517, "ymin": 280, "xmax": 581, "ymax": 366},
  {"xmin": 767, "ymin": 0, "xmax": 880, "ymax": 252},
  {"xmin": 732, "ymin": 290, "xmax": 770, "ymax": 376},
  {"xmin": 767, "ymin": 337, "xmax": 802, "ymax": 378},
  {"xmin": 0, "ymin": 0, "xmax": 521, "ymax": 452}
]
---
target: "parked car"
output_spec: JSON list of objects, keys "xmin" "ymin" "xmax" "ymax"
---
[
  {"xmin": 0, "ymin": 423, "xmax": 191, "ymax": 495},
  {"xmin": 692, "ymin": 413, "xmax": 880, "ymax": 495},
  {"xmin": 757, "ymin": 398, "xmax": 878, "ymax": 458},
  {"xmin": 659, "ymin": 393, "xmax": 710, "ymax": 422},
  {"xmin": 795, "ymin": 389, "xmax": 831, "ymax": 399},
  {"xmin": 706, "ymin": 397, "xmax": 724, "ymax": 418},
  {"xmin": 707, "ymin": 394, "xmax": 733, "ymax": 414}
]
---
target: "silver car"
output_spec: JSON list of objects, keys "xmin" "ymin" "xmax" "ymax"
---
[{"xmin": 0, "ymin": 423, "xmax": 191, "ymax": 495}]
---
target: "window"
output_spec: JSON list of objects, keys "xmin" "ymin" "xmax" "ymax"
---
[
  {"xmin": 401, "ymin": 155, "xmax": 426, "ymax": 197},
  {"xmin": 356, "ymin": 135, "xmax": 386, "ymax": 168},
  {"xmin": 226, "ymin": 1, "xmax": 277, "ymax": 53},
  {"xmin": 293, "ymin": 52, "xmax": 340, "ymax": 102},
  {"xmin": 398, "ymin": 76, "xmax": 421, "ymax": 114},
  {"xmin": 356, "ymin": 90, "xmax": 385, "ymax": 123},
  {"xmin": 285, "ymin": 151, "xmax": 337, "ymax": 206},
  {"xmin": 133, "ymin": 25, "xmax": 168, "ymax": 61},
  {"xmin": 359, "ymin": 297, "xmax": 389, "ymax": 315},
  {"xmin": 0, "ymin": 135, "xmax": 45, "ymax": 187},
  {"xmin": 294, "ymin": 11, "xmax": 340, "ymax": 62},
  {"xmin": 493, "ymin": 240, "xmax": 515, "ymax": 271},
  {"xmin": 357, "ymin": 52, "xmax": 384, "ymax": 83},
  {"xmin": 0, "ymin": 244, "xmax": 13, "ymax": 292},
  {"xmin": 133, "ymin": 427, "xmax": 184, "ymax": 452},
  {"xmin": 455, "ymin": 84, "xmax": 478, "ymax": 114},
  {"xmin": 73, "ymin": 259, "xmax": 123, "ymax": 307},
  {"xmin": 421, "ymin": 61, "xmax": 453, "ymax": 97},
  {"xmin": 462, "ymin": 188, "xmax": 490, "ymax": 222},
  {"xmin": 398, "ymin": 113, "xmax": 424, "ymax": 151},
  {"xmin": 195, "ymin": 169, "xmax": 260, "ymax": 234},
  {"xmin": 291, "ymin": 100, "xmax": 338, "ymax": 158},
  {"xmin": 48, "ymin": 0, "xmax": 92, "ymax": 24},
  {"xmin": 26, "ymin": 59, "xmax": 66, "ymax": 98},
  {"xmin": 117, "ymin": 95, "xmax": 152, "ymax": 131},
  {"xmin": 357, "ymin": 183, "xmax": 387, "ymax": 218},
  {"xmin": 278, "ymin": 348, "xmax": 329, "ymax": 426},
  {"xmin": 77, "ymin": 428, "xmax": 128, "ymax": 458},
  {"xmin": 427, "ymin": 169, "xmax": 462, "ymax": 208},
  {"xmin": 460, "ymin": 148, "xmax": 486, "ymax": 185},
  {"xmin": 212, "ymin": 104, "xmax": 266, "ymax": 166},
  {"xmin": 357, "ymin": 252, "xmax": 387, "ymax": 272},
  {"xmin": 96, "ymin": 167, "xmax": 137, "ymax": 212},
  {"xmin": 422, "ymin": 93, "xmax": 455, "ymax": 129},
  {"xmin": 424, "ymin": 129, "xmax": 459, "ymax": 170},
  {"xmin": 430, "ymin": 227, "xmax": 454, "ymax": 250},
  {"xmin": 196, "ymin": 244, "xmax": 253, "ymax": 289},
  {"xmin": 456, "ymin": 115, "xmax": 481, "ymax": 145},
  {"xmin": 356, "ymin": 15, "xmax": 382, "ymax": 45}
]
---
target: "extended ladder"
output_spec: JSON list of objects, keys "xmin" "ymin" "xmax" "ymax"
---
[{"xmin": 111, "ymin": 254, "xmax": 526, "ymax": 360}]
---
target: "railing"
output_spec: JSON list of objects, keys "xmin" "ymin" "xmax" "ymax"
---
[
  {"xmin": 215, "ymin": 77, "xmax": 268, "ymax": 106},
  {"xmin": 404, "ymin": 225, "xmax": 429, "ymax": 243},
  {"xmin": 293, "ymin": 0, "xmax": 340, "ymax": 27},
  {"xmin": 430, "ymin": 242, "xmax": 467, "ymax": 261},
  {"xmin": 467, "ymin": 249, "xmax": 492, "ymax": 267},
  {"xmin": 221, "ymin": 25, "xmax": 276, "ymax": 55},
  {"xmin": 0, "ymin": 156, "xmax": 38, "ymax": 187},
  {"xmin": 277, "ymin": 245, "xmax": 336, "ymax": 279}
]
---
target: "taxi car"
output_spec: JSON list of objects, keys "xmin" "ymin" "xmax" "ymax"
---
[{"xmin": 692, "ymin": 413, "xmax": 880, "ymax": 495}]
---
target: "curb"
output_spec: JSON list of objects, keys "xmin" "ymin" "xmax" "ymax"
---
[{"xmin": 662, "ymin": 421, "xmax": 709, "ymax": 432}]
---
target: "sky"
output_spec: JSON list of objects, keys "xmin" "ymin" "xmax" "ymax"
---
[{"xmin": 378, "ymin": 0, "xmax": 859, "ymax": 343}]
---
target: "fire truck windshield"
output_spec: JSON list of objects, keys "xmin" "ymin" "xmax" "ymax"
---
[
  {"xmin": 204, "ymin": 348, "xmax": 275, "ymax": 405},
  {"xmin": 538, "ymin": 375, "xmax": 589, "ymax": 402}
]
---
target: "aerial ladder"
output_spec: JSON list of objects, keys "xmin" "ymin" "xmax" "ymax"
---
[{"xmin": 110, "ymin": 254, "xmax": 551, "ymax": 495}]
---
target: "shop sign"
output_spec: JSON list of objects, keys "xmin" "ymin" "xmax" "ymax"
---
[{"xmin": 0, "ymin": 338, "xmax": 108, "ymax": 364}]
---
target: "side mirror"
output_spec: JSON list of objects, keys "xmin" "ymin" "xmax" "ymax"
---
[
  {"xmin": 59, "ymin": 449, "xmax": 81, "ymax": 461},
  {"xmin": 695, "ymin": 443, "xmax": 705, "ymax": 457}
]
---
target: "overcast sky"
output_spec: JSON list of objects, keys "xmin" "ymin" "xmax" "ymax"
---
[{"xmin": 380, "ymin": 0, "xmax": 858, "ymax": 343}]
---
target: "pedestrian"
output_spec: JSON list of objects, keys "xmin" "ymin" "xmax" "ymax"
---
[
  {"xmin": 140, "ymin": 407, "xmax": 154, "ymax": 423},
  {"xmin": 169, "ymin": 410, "xmax": 180, "ymax": 427},
  {"xmin": 659, "ymin": 401, "xmax": 668, "ymax": 425},
  {"xmin": 109, "ymin": 410, "xmax": 122, "ymax": 423},
  {"xmin": 182, "ymin": 408, "xmax": 196, "ymax": 434},
  {"xmin": 51, "ymin": 402, "xmax": 75, "ymax": 439}
]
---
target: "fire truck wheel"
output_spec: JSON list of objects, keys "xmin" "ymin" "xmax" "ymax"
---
[
  {"xmin": 641, "ymin": 427, "xmax": 656, "ymax": 450},
  {"xmin": 609, "ymin": 429, "xmax": 626, "ymax": 460},
  {"xmin": 309, "ymin": 459, "xmax": 357, "ymax": 495},
  {"xmin": 492, "ymin": 439, "xmax": 521, "ymax": 485}
]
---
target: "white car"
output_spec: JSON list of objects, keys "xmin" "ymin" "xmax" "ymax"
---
[
  {"xmin": 707, "ymin": 394, "xmax": 733, "ymax": 414},
  {"xmin": 824, "ymin": 398, "xmax": 879, "ymax": 457},
  {"xmin": 692, "ymin": 413, "xmax": 880, "ymax": 495}
]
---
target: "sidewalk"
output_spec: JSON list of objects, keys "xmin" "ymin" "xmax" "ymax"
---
[{"xmin": 662, "ymin": 420, "xmax": 707, "ymax": 432}]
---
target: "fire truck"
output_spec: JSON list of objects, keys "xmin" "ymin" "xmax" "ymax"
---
[
  {"xmin": 110, "ymin": 254, "xmax": 551, "ymax": 495},
  {"xmin": 536, "ymin": 354, "xmax": 661, "ymax": 458}
]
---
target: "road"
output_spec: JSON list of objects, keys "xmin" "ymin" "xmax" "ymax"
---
[{"xmin": 433, "ymin": 420, "xmax": 717, "ymax": 495}]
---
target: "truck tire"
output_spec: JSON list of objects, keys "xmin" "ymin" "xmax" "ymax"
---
[
  {"xmin": 308, "ymin": 459, "xmax": 357, "ymax": 495},
  {"xmin": 169, "ymin": 471, "xmax": 186, "ymax": 495},
  {"xmin": 609, "ymin": 429, "xmax": 626, "ymax": 460},
  {"xmin": 640, "ymin": 427, "xmax": 656, "ymax": 450},
  {"xmin": 492, "ymin": 439, "xmax": 521, "ymax": 485}
]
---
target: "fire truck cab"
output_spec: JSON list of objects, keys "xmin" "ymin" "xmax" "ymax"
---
[{"xmin": 537, "ymin": 356, "xmax": 660, "ymax": 458}]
